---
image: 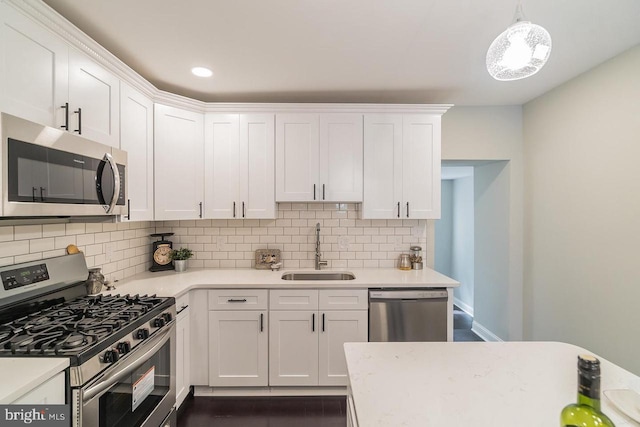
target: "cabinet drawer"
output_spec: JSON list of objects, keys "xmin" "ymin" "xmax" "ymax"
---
[
  {"xmin": 270, "ymin": 289, "xmax": 319, "ymax": 310},
  {"xmin": 209, "ymin": 289, "xmax": 268, "ymax": 310},
  {"xmin": 176, "ymin": 293, "xmax": 190, "ymax": 312},
  {"xmin": 319, "ymin": 289, "xmax": 368, "ymax": 310}
]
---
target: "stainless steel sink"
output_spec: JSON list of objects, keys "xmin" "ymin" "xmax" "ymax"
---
[{"xmin": 281, "ymin": 271, "xmax": 356, "ymax": 281}]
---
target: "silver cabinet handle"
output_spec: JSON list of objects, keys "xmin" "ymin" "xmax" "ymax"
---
[
  {"xmin": 233, "ymin": 201, "xmax": 236, "ymax": 218},
  {"xmin": 242, "ymin": 201, "xmax": 246, "ymax": 218},
  {"xmin": 322, "ymin": 184, "xmax": 325, "ymax": 200},
  {"xmin": 313, "ymin": 184, "xmax": 316, "ymax": 201},
  {"xmin": 227, "ymin": 298, "xmax": 247, "ymax": 303},
  {"xmin": 312, "ymin": 313, "xmax": 315, "ymax": 332},
  {"xmin": 199, "ymin": 202, "xmax": 203, "ymax": 218},
  {"xmin": 322, "ymin": 313, "xmax": 325, "ymax": 332},
  {"xmin": 406, "ymin": 202, "xmax": 409, "ymax": 218},
  {"xmin": 397, "ymin": 202, "xmax": 400, "ymax": 218},
  {"xmin": 260, "ymin": 313, "xmax": 264, "ymax": 332},
  {"xmin": 126, "ymin": 198, "xmax": 131, "ymax": 220}
]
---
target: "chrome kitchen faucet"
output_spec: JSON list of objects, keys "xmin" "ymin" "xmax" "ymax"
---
[{"xmin": 315, "ymin": 222, "xmax": 328, "ymax": 270}]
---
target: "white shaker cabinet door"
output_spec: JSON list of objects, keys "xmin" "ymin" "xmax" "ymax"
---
[
  {"xmin": 204, "ymin": 114, "xmax": 240, "ymax": 219},
  {"xmin": 275, "ymin": 114, "xmax": 319, "ymax": 202},
  {"xmin": 318, "ymin": 310, "xmax": 368, "ymax": 386},
  {"xmin": 269, "ymin": 310, "xmax": 319, "ymax": 386},
  {"xmin": 319, "ymin": 114, "xmax": 363, "ymax": 202},
  {"xmin": 363, "ymin": 114, "xmax": 403, "ymax": 219},
  {"xmin": 402, "ymin": 114, "xmax": 441, "ymax": 219},
  {"xmin": 240, "ymin": 114, "xmax": 276, "ymax": 219},
  {"xmin": 209, "ymin": 310, "xmax": 268, "ymax": 387},
  {"xmin": 154, "ymin": 104, "xmax": 204, "ymax": 220},
  {"xmin": 176, "ymin": 305, "xmax": 191, "ymax": 408},
  {"xmin": 0, "ymin": 4, "xmax": 68, "ymax": 128},
  {"xmin": 68, "ymin": 49, "xmax": 120, "ymax": 147},
  {"xmin": 120, "ymin": 82, "xmax": 153, "ymax": 221}
]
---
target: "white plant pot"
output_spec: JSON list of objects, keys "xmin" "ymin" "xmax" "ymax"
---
[{"xmin": 174, "ymin": 260, "xmax": 188, "ymax": 272}]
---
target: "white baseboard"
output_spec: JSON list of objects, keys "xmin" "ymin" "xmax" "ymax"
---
[
  {"xmin": 471, "ymin": 321, "xmax": 503, "ymax": 342},
  {"xmin": 453, "ymin": 297, "xmax": 474, "ymax": 316}
]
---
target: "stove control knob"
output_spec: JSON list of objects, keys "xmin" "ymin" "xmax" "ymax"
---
[
  {"xmin": 103, "ymin": 349, "xmax": 119, "ymax": 363},
  {"xmin": 152, "ymin": 317, "xmax": 166, "ymax": 328},
  {"xmin": 135, "ymin": 328, "xmax": 150, "ymax": 340},
  {"xmin": 117, "ymin": 341, "xmax": 132, "ymax": 355},
  {"xmin": 161, "ymin": 312, "xmax": 173, "ymax": 323}
]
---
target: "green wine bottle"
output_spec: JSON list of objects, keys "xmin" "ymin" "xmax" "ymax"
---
[{"xmin": 560, "ymin": 354, "xmax": 615, "ymax": 427}]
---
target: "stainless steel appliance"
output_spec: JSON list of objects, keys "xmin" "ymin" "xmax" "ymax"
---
[
  {"xmin": 369, "ymin": 289, "xmax": 448, "ymax": 342},
  {"xmin": 1, "ymin": 113, "xmax": 127, "ymax": 217},
  {"xmin": 0, "ymin": 254, "xmax": 176, "ymax": 427}
]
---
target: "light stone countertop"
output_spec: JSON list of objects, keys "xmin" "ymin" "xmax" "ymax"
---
[
  {"xmin": 103, "ymin": 267, "xmax": 459, "ymax": 298},
  {"xmin": 0, "ymin": 358, "xmax": 69, "ymax": 403},
  {"xmin": 344, "ymin": 342, "xmax": 640, "ymax": 427}
]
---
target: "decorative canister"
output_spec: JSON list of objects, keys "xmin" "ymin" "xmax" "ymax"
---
[
  {"xmin": 399, "ymin": 254, "xmax": 412, "ymax": 270},
  {"xmin": 85, "ymin": 267, "xmax": 105, "ymax": 294}
]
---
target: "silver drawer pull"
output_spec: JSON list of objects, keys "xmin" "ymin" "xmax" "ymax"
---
[{"xmin": 227, "ymin": 298, "xmax": 247, "ymax": 303}]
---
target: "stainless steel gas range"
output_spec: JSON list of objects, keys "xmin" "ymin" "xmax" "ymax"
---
[{"xmin": 0, "ymin": 254, "xmax": 177, "ymax": 427}]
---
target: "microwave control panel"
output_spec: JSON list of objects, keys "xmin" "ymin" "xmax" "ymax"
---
[{"xmin": 1, "ymin": 264, "xmax": 50, "ymax": 290}]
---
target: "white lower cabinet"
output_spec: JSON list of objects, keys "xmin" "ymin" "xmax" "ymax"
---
[
  {"xmin": 269, "ymin": 289, "xmax": 368, "ymax": 387},
  {"xmin": 208, "ymin": 290, "xmax": 269, "ymax": 387},
  {"xmin": 205, "ymin": 288, "xmax": 368, "ymax": 389},
  {"xmin": 11, "ymin": 372, "xmax": 66, "ymax": 404},
  {"xmin": 175, "ymin": 294, "xmax": 190, "ymax": 408},
  {"xmin": 319, "ymin": 310, "xmax": 368, "ymax": 386},
  {"xmin": 269, "ymin": 310, "xmax": 319, "ymax": 386}
]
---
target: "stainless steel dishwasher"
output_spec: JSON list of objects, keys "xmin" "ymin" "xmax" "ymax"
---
[{"xmin": 369, "ymin": 289, "xmax": 448, "ymax": 342}]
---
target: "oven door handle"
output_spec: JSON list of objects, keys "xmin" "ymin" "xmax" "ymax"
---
[{"xmin": 82, "ymin": 322, "xmax": 174, "ymax": 403}]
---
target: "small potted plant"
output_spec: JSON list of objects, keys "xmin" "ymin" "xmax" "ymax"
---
[{"xmin": 170, "ymin": 247, "xmax": 193, "ymax": 272}]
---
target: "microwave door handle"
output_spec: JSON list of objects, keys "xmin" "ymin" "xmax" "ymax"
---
[
  {"xmin": 102, "ymin": 153, "xmax": 120, "ymax": 214},
  {"xmin": 82, "ymin": 322, "xmax": 174, "ymax": 402}
]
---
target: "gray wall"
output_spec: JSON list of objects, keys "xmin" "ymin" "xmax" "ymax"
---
[
  {"xmin": 435, "ymin": 180, "xmax": 453, "ymax": 277},
  {"xmin": 452, "ymin": 175, "xmax": 474, "ymax": 313},
  {"xmin": 440, "ymin": 106, "xmax": 523, "ymax": 339},
  {"xmin": 523, "ymin": 45, "xmax": 640, "ymax": 374}
]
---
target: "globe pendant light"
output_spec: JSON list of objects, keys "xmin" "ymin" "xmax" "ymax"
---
[{"xmin": 486, "ymin": 2, "xmax": 552, "ymax": 81}]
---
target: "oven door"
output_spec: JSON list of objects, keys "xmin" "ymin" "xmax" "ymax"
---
[{"xmin": 76, "ymin": 324, "xmax": 176, "ymax": 427}]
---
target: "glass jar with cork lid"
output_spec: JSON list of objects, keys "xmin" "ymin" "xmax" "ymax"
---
[{"xmin": 410, "ymin": 246, "xmax": 423, "ymax": 269}]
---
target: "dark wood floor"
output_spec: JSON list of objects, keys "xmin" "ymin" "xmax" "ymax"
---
[{"xmin": 178, "ymin": 395, "xmax": 346, "ymax": 427}]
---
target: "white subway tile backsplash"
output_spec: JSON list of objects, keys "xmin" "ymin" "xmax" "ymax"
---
[
  {"xmin": 15, "ymin": 225, "xmax": 42, "ymax": 240},
  {"xmin": 0, "ymin": 227, "xmax": 14, "ymax": 242}
]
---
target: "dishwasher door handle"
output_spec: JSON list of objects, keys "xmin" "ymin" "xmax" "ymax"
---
[{"xmin": 369, "ymin": 290, "xmax": 448, "ymax": 300}]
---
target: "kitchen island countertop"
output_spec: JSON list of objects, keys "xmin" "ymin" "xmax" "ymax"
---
[
  {"xmin": 344, "ymin": 341, "xmax": 640, "ymax": 426},
  {"xmin": 0, "ymin": 358, "xmax": 69, "ymax": 404}
]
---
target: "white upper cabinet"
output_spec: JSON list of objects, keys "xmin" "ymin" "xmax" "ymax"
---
[
  {"xmin": 154, "ymin": 104, "xmax": 204, "ymax": 220},
  {"xmin": 276, "ymin": 113, "xmax": 363, "ymax": 202},
  {"xmin": 363, "ymin": 114, "xmax": 403, "ymax": 219},
  {"xmin": 402, "ymin": 114, "xmax": 441, "ymax": 219},
  {"xmin": 205, "ymin": 114, "xmax": 240, "ymax": 219},
  {"xmin": 205, "ymin": 113, "xmax": 275, "ymax": 219},
  {"xmin": 276, "ymin": 114, "xmax": 319, "ymax": 202},
  {"xmin": 0, "ymin": 4, "xmax": 68, "ymax": 128},
  {"xmin": 319, "ymin": 114, "xmax": 363, "ymax": 202},
  {"xmin": 68, "ymin": 49, "xmax": 120, "ymax": 147},
  {"xmin": 119, "ymin": 82, "xmax": 153, "ymax": 221},
  {"xmin": 0, "ymin": 6, "xmax": 120, "ymax": 147},
  {"xmin": 363, "ymin": 114, "xmax": 441, "ymax": 219}
]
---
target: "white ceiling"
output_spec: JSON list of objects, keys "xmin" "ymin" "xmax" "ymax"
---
[{"xmin": 42, "ymin": 0, "xmax": 640, "ymax": 105}]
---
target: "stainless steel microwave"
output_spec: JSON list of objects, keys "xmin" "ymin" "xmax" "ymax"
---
[{"xmin": 1, "ymin": 113, "xmax": 127, "ymax": 217}]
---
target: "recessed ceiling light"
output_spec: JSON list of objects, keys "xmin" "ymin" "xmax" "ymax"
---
[{"xmin": 191, "ymin": 67, "xmax": 213, "ymax": 78}]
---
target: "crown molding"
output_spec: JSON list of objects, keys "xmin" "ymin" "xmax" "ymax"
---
[
  {"xmin": 5, "ymin": 0, "xmax": 453, "ymax": 116},
  {"xmin": 5, "ymin": 0, "xmax": 158, "ymax": 100}
]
